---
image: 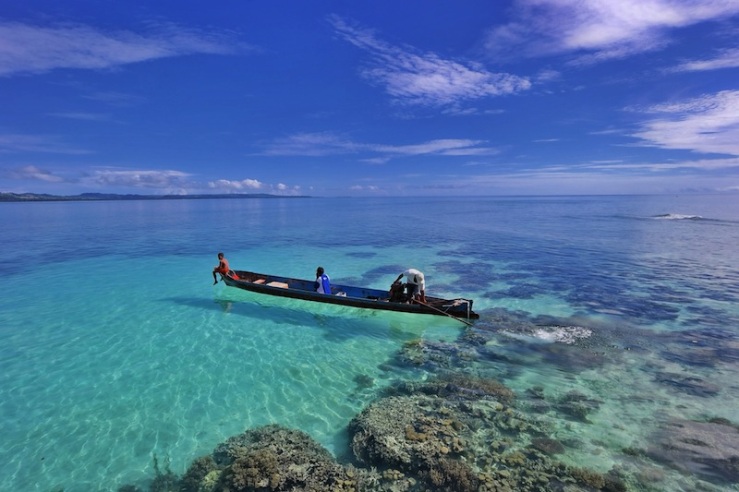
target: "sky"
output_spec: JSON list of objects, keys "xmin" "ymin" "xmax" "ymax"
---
[{"xmin": 1, "ymin": 1, "xmax": 739, "ymax": 197}]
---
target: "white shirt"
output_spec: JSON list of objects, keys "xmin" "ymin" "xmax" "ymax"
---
[{"xmin": 404, "ymin": 268, "xmax": 425, "ymax": 291}]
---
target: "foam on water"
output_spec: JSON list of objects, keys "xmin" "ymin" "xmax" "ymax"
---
[{"xmin": 653, "ymin": 213, "xmax": 704, "ymax": 220}]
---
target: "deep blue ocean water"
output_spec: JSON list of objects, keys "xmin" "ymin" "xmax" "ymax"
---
[{"xmin": 1, "ymin": 195, "xmax": 738, "ymax": 491}]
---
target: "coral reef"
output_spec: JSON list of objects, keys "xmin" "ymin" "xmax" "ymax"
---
[
  {"xmin": 84, "ymin": 304, "xmax": 739, "ymax": 492},
  {"xmin": 383, "ymin": 372, "xmax": 515, "ymax": 405},
  {"xmin": 396, "ymin": 338, "xmax": 480, "ymax": 370},
  {"xmin": 530, "ymin": 437, "xmax": 565, "ymax": 455},
  {"xmin": 180, "ymin": 456, "xmax": 217, "ymax": 492},
  {"xmin": 119, "ymin": 425, "xmax": 378, "ymax": 492},
  {"xmin": 112, "ymin": 314, "xmax": 739, "ymax": 492},
  {"xmin": 119, "ymin": 374, "xmax": 629, "ymax": 492},
  {"xmin": 349, "ymin": 377, "xmax": 626, "ymax": 491},
  {"xmin": 211, "ymin": 425, "xmax": 371, "ymax": 491},
  {"xmin": 150, "ymin": 454, "xmax": 179, "ymax": 492},
  {"xmin": 117, "ymin": 485, "xmax": 143, "ymax": 492}
]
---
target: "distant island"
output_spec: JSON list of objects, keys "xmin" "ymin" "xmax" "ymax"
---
[{"xmin": 0, "ymin": 192, "xmax": 310, "ymax": 202}]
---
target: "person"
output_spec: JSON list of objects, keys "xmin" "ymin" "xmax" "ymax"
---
[
  {"xmin": 388, "ymin": 277, "xmax": 407, "ymax": 303},
  {"xmin": 315, "ymin": 266, "xmax": 331, "ymax": 294},
  {"xmin": 212, "ymin": 252, "xmax": 231, "ymax": 284},
  {"xmin": 396, "ymin": 268, "xmax": 426, "ymax": 303}
]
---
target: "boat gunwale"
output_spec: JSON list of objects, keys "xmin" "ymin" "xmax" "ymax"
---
[{"xmin": 222, "ymin": 269, "xmax": 479, "ymax": 319}]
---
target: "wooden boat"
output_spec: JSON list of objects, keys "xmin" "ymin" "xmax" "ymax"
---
[{"xmin": 221, "ymin": 270, "xmax": 479, "ymax": 321}]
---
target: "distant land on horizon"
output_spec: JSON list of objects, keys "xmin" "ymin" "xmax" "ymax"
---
[{"xmin": 0, "ymin": 192, "xmax": 311, "ymax": 202}]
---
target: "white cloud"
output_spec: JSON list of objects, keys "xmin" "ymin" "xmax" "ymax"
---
[
  {"xmin": 373, "ymin": 139, "xmax": 497, "ymax": 156},
  {"xmin": 206, "ymin": 179, "xmax": 300, "ymax": 195},
  {"xmin": 0, "ymin": 133, "xmax": 92, "ymax": 154},
  {"xmin": 83, "ymin": 91, "xmax": 146, "ymax": 107},
  {"xmin": 349, "ymin": 185, "xmax": 380, "ymax": 192},
  {"xmin": 485, "ymin": 0, "xmax": 739, "ymax": 63},
  {"xmin": 455, "ymin": 167, "xmax": 738, "ymax": 195},
  {"xmin": 586, "ymin": 157, "xmax": 739, "ymax": 172},
  {"xmin": 87, "ymin": 169, "xmax": 191, "ymax": 188},
  {"xmin": 279, "ymin": 184, "xmax": 302, "ymax": 195},
  {"xmin": 6, "ymin": 165, "xmax": 64, "ymax": 182},
  {"xmin": 0, "ymin": 21, "xmax": 247, "ymax": 76},
  {"xmin": 534, "ymin": 69, "xmax": 562, "ymax": 82},
  {"xmin": 3, "ymin": 162, "xmax": 304, "ymax": 195},
  {"xmin": 261, "ymin": 132, "xmax": 359, "ymax": 156},
  {"xmin": 262, "ymin": 132, "xmax": 498, "ymax": 160},
  {"xmin": 48, "ymin": 112, "xmax": 113, "ymax": 121},
  {"xmin": 670, "ymin": 47, "xmax": 739, "ymax": 72},
  {"xmin": 329, "ymin": 15, "xmax": 531, "ymax": 106},
  {"xmin": 631, "ymin": 90, "xmax": 739, "ymax": 156},
  {"xmin": 208, "ymin": 178, "xmax": 264, "ymax": 190}
]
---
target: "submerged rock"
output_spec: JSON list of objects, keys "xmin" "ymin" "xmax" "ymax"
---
[
  {"xmin": 647, "ymin": 418, "xmax": 739, "ymax": 484},
  {"xmin": 658, "ymin": 327, "xmax": 739, "ymax": 368},
  {"xmin": 654, "ymin": 371, "xmax": 721, "ymax": 398},
  {"xmin": 554, "ymin": 390, "xmax": 602, "ymax": 423}
]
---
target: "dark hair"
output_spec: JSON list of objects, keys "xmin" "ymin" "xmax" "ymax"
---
[{"xmin": 316, "ymin": 266, "xmax": 324, "ymax": 275}]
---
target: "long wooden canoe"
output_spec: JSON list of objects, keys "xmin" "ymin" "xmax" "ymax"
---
[{"xmin": 221, "ymin": 270, "xmax": 479, "ymax": 320}]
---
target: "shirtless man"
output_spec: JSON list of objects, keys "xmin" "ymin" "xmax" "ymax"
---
[{"xmin": 212, "ymin": 252, "xmax": 231, "ymax": 284}]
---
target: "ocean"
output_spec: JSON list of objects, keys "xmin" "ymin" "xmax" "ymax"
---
[{"xmin": 1, "ymin": 195, "xmax": 737, "ymax": 491}]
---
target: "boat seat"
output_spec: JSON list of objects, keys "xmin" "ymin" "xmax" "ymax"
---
[
  {"xmin": 266, "ymin": 281, "xmax": 289, "ymax": 288},
  {"xmin": 253, "ymin": 278, "xmax": 266, "ymax": 284}
]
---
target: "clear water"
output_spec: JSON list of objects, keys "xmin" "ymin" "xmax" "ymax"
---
[{"xmin": 1, "ymin": 195, "xmax": 738, "ymax": 491}]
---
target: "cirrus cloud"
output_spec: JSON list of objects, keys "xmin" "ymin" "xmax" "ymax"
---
[
  {"xmin": 329, "ymin": 15, "xmax": 531, "ymax": 106},
  {"xmin": 261, "ymin": 132, "xmax": 498, "ymax": 160},
  {"xmin": 0, "ymin": 21, "xmax": 249, "ymax": 76},
  {"xmin": 485, "ymin": 0, "xmax": 739, "ymax": 64},
  {"xmin": 6, "ymin": 165, "xmax": 65, "ymax": 182},
  {"xmin": 630, "ymin": 90, "xmax": 739, "ymax": 156},
  {"xmin": 0, "ymin": 133, "xmax": 92, "ymax": 154},
  {"xmin": 670, "ymin": 47, "xmax": 739, "ymax": 72}
]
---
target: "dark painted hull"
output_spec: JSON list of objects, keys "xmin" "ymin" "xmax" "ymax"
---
[{"xmin": 221, "ymin": 270, "xmax": 479, "ymax": 320}]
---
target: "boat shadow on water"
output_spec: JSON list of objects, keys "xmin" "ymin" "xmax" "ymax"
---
[{"xmin": 164, "ymin": 295, "xmax": 458, "ymax": 344}]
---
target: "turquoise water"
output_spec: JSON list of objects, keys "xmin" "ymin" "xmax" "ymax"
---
[{"xmin": 1, "ymin": 195, "xmax": 738, "ymax": 491}]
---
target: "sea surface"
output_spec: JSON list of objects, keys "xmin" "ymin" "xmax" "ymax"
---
[{"xmin": 1, "ymin": 195, "xmax": 738, "ymax": 491}]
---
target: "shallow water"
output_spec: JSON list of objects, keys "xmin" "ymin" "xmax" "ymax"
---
[{"xmin": 1, "ymin": 195, "xmax": 738, "ymax": 491}]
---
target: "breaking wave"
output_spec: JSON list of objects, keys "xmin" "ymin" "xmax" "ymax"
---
[{"xmin": 652, "ymin": 213, "xmax": 703, "ymax": 220}]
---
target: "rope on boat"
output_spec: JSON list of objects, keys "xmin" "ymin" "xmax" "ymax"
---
[{"xmin": 414, "ymin": 299, "xmax": 475, "ymax": 326}]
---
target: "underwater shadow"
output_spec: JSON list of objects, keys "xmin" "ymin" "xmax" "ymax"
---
[{"xmin": 164, "ymin": 295, "xmax": 435, "ymax": 344}]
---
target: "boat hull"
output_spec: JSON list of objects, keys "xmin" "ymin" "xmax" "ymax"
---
[{"xmin": 221, "ymin": 270, "xmax": 479, "ymax": 320}]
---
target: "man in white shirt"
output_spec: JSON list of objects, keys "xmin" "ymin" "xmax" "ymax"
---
[{"xmin": 396, "ymin": 268, "xmax": 426, "ymax": 303}]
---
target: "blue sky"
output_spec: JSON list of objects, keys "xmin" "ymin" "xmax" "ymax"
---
[{"xmin": 1, "ymin": 1, "xmax": 739, "ymax": 196}]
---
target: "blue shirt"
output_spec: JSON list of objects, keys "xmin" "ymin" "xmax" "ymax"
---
[{"xmin": 316, "ymin": 274, "xmax": 331, "ymax": 294}]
